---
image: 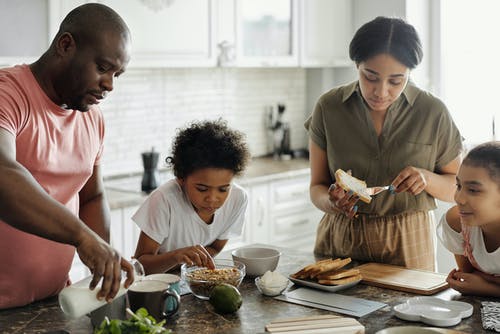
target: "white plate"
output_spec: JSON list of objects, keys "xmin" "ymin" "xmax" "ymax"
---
[
  {"xmin": 393, "ymin": 297, "xmax": 473, "ymax": 327},
  {"xmin": 288, "ymin": 276, "xmax": 361, "ymax": 292}
]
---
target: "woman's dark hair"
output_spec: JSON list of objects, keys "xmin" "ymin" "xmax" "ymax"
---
[
  {"xmin": 166, "ymin": 119, "xmax": 251, "ymax": 179},
  {"xmin": 349, "ymin": 16, "xmax": 423, "ymax": 69},
  {"xmin": 463, "ymin": 141, "xmax": 500, "ymax": 185}
]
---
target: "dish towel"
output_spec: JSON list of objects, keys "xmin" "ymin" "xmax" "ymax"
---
[{"xmin": 481, "ymin": 301, "xmax": 500, "ymax": 332}]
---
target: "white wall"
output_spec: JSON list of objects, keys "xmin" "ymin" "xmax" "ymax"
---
[
  {"xmin": 100, "ymin": 67, "xmax": 307, "ymax": 176},
  {"xmin": 0, "ymin": 0, "xmax": 48, "ymax": 58}
]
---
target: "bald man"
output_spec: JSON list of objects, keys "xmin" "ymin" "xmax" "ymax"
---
[{"xmin": 0, "ymin": 3, "xmax": 134, "ymax": 309}]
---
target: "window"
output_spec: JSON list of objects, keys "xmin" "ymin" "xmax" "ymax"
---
[{"xmin": 440, "ymin": 0, "xmax": 499, "ymax": 146}]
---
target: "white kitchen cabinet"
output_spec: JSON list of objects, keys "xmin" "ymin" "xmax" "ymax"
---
[
  {"xmin": 0, "ymin": 0, "xmax": 49, "ymax": 66},
  {"xmin": 267, "ymin": 175, "xmax": 323, "ymax": 251},
  {"xmin": 226, "ymin": 183, "xmax": 269, "ymax": 250},
  {"xmin": 247, "ymin": 183, "xmax": 271, "ymax": 243},
  {"xmin": 69, "ymin": 206, "xmax": 141, "ymax": 282},
  {"xmin": 224, "ymin": 197, "xmax": 252, "ymax": 250},
  {"xmin": 109, "ymin": 205, "xmax": 141, "ymax": 261},
  {"xmin": 230, "ymin": 0, "xmax": 300, "ymax": 67},
  {"xmin": 227, "ymin": 175, "xmax": 321, "ymax": 252},
  {"xmin": 299, "ymin": 0, "xmax": 353, "ymax": 67},
  {"xmin": 49, "ymin": 0, "xmax": 217, "ymax": 67},
  {"xmin": 239, "ymin": 173, "xmax": 322, "ymax": 252},
  {"xmin": 218, "ymin": 0, "xmax": 352, "ymax": 68}
]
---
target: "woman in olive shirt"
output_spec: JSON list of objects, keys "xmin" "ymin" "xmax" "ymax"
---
[{"xmin": 305, "ymin": 16, "xmax": 462, "ymax": 270}]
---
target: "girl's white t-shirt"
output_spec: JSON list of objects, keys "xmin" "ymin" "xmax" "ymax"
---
[
  {"xmin": 132, "ymin": 179, "xmax": 248, "ymax": 253},
  {"xmin": 437, "ymin": 214, "xmax": 500, "ymax": 275}
]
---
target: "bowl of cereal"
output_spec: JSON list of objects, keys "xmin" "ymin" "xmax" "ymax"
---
[{"xmin": 181, "ymin": 259, "xmax": 245, "ymax": 300}]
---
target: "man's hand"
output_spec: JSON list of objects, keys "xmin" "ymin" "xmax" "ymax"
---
[
  {"xmin": 174, "ymin": 245, "xmax": 215, "ymax": 269},
  {"xmin": 76, "ymin": 231, "xmax": 134, "ymax": 302}
]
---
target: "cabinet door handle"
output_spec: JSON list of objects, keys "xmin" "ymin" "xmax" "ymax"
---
[{"xmin": 257, "ymin": 197, "xmax": 265, "ymax": 226}]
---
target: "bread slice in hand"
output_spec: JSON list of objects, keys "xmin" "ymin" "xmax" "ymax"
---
[{"xmin": 334, "ymin": 169, "xmax": 372, "ymax": 203}]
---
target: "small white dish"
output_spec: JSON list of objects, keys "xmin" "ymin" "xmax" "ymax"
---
[
  {"xmin": 255, "ymin": 276, "xmax": 289, "ymax": 296},
  {"xmin": 393, "ymin": 297, "xmax": 473, "ymax": 327}
]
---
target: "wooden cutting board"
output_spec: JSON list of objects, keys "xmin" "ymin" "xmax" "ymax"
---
[{"xmin": 356, "ymin": 263, "xmax": 449, "ymax": 295}]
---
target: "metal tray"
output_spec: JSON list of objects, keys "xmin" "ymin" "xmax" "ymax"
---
[{"xmin": 288, "ymin": 276, "xmax": 361, "ymax": 292}]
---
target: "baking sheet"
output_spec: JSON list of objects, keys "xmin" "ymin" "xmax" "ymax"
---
[{"xmin": 275, "ymin": 287, "xmax": 386, "ymax": 317}]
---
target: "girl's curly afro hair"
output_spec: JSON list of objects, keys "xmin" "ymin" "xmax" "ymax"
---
[{"xmin": 166, "ymin": 119, "xmax": 251, "ymax": 179}]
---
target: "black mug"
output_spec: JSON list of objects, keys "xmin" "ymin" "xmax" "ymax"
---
[{"xmin": 127, "ymin": 279, "xmax": 180, "ymax": 321}]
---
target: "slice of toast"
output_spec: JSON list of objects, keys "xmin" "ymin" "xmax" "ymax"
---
[
  {"xmin": 317, "ymin": 268, "xmax": 360, "ymax": 280},
  {"xmin": 309, "ymin": 258, "xmax": 351, "ymax": 278},
  {"xmin": 317, "ymin": 274, "xmax": 363, "ymax": 286},
  {"xmin": 334, "ymin": 169, "xmax": 372, "ymax": 203},
  {"xmin": 291, "ymin": 258, "xmax": 334, "ymax": 279}
]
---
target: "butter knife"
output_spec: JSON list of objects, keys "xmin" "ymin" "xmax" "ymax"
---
[{"xmin": 365, "ymin": 185, "xmax": 395, "ymax": 196}]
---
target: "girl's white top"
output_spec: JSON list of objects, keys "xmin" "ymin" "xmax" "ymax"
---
[{"xmin": 437, "ymin": 214, "xmax": 500, "ymax": 275}]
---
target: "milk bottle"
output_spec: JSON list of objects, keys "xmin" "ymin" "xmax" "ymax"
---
[
  {"xmin": 58, "ymin": 260, "xmax": 144, "ymax": 318},
  {"xmin": 58, "ymin": 276, "xmax": 128, "ymax": 318}
]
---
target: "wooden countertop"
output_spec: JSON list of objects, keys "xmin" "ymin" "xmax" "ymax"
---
[
  {"xmin": 0, "ymin": 244, "xmax": 490, "ymax": 334},
  {"xmin": 105, "ymin": 157, "xmax": 311, "ymax": 209}
]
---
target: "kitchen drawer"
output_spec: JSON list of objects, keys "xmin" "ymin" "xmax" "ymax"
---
[
  {"xmin": 270, "ymin": 207, "xmax": 319, "ymax": 242},
  {"xmin": 269, "ymin": 176, "xmax": 311, "ymax": 212}
]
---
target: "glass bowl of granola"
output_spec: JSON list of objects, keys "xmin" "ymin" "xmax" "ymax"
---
[{"xmin": 181, "ymin": 259, "xmax": 246, "ymax": 300}]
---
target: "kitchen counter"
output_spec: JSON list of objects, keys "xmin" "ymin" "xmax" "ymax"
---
[
  {"xmin": 105, "ymin": 156, "xmax": 311, "ymax": 209},
  {"xmin": 0, "ymin": 244, "xmax": 491, "ymax": 334}
]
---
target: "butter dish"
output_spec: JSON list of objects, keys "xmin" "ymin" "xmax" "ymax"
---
[{"xmin": 393, "ymin": 296, "xmax": 473, "ymax": 327}]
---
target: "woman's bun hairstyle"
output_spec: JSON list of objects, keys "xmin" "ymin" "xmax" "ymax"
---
[{"xmin": 349, "ymin": 16, "xmax": 423, "ymax": 69}]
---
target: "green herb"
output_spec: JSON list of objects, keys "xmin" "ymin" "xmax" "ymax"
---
[{"xmin": 94, "ymin": 307, "xmax": 172, "ymax": 334}]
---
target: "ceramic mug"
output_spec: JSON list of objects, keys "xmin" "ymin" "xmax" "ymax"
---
[
  {"xmin": 144, "ymin": 273, "xmax": 181, "ymax": 313},
  {"xmin": 127, "ymin": 279, "xmax": 180, "ymax": 320}
]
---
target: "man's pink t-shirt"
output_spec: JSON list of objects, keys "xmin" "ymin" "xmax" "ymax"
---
[{"xmin": 0, "ymin": 65, "xmax": 105, "ymax": 308}]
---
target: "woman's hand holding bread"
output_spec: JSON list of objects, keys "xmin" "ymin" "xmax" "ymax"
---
[
  {"xmin": 328, "ymin": 183, "xmax": 359, "ymax": 218},
  {"xmin": 327, "ymin": 169, "xmax": 375, "ymax": 218}
]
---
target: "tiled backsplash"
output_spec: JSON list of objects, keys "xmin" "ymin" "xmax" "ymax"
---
[{"xmin": 100, "ymin": 67, "xmax": 307, "ymax": 177}]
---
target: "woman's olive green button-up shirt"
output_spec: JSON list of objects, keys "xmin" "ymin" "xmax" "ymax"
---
[{"xmin": 305, "ymin": 81, "xmax": 463, "ymax": 216}]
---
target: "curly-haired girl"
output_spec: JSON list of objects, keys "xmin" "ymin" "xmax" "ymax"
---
[{"xmin": 133, "ymin": 119, "xmax": 251, "ymax": 274}]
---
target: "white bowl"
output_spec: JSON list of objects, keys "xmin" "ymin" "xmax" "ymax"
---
[{"xmin": 231, "ymin": 247, "xmax": 281, "ymax": 276}]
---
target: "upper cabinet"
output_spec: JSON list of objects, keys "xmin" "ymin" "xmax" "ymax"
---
[
  {"xmin": 49, "ymin": 0, "xmax": 217, "ymax": 68},
  {"xmin": 1, "ymin": 0, "xmax": 353, "ymax": 69},
  {"xmin": 299, "ymin": 0, "xmax": 353, "ymax": 67},
  {"xmin": 233, "ymin": 0, "xmax": 299, "ymax": 67},
  {"xmin": 0, "ymin": 0, "xmax": 49, "ymax": 67},
  {"xmin": 219, "ymin": 0, "xmax": 352, "ymax": 68}
]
